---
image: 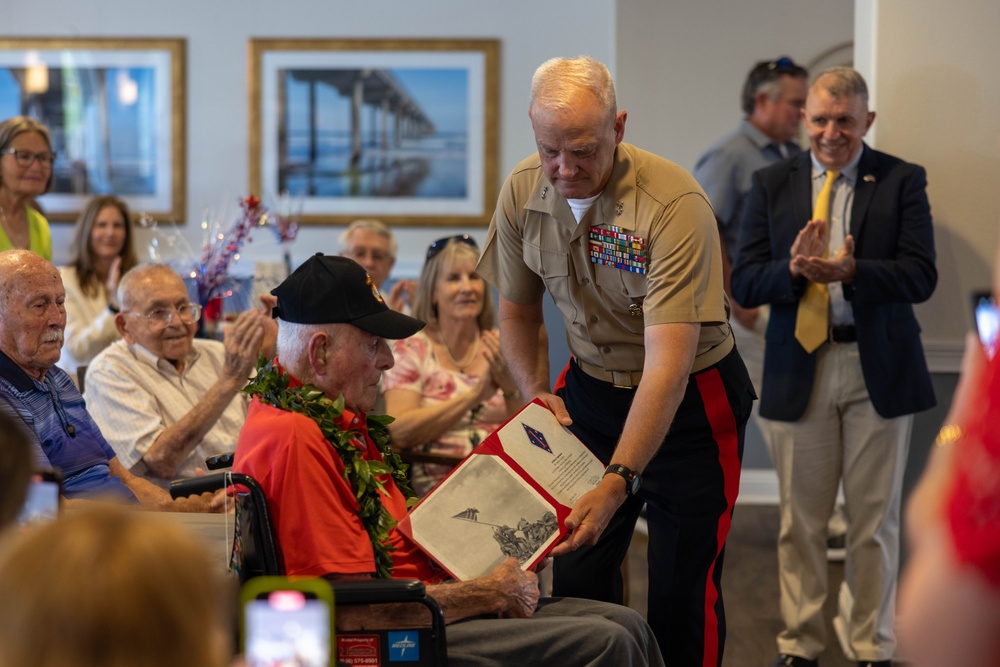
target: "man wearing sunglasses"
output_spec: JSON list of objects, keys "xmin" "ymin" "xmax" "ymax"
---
[
  {"xmin": 694, "ymin": 56, "xmax": 807, "ymax": 409},
  {"xmin": 478, "ymin": 56, "xmax": 754, "ymax": 666},
  {"xmin": 84, "ymin": 263, "xmax": 270, "ymax": 486}
]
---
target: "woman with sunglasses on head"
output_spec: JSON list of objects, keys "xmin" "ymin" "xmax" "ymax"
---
[
  {"xmin": 58, "ymin": 195, "xmax": 139, "ymax": 387},
  {"xmin": 383, "ymin": 235, "xmax": 525, "ymax": 495},
  {"xmin": 0, "ymin": 116, "xmax": 56, "ymax": 260}
]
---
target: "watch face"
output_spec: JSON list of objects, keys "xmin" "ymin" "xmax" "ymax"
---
[
  {"xmin": 607, "ymin": 465, "xmax": 641, "ymax": 495},
  {"xmin": 628, "ymin": 475, "xmax": 641, "ymax": 495}
]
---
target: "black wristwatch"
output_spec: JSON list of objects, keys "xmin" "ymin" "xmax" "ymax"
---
[{"xmin": 604, "ymin": 464, "xmax": 642, "ymax": 496}]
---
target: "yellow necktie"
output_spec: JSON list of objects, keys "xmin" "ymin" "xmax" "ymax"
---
[{"xmin": 794, "ymin": 169, "xmax": 840, "ymax": 353}]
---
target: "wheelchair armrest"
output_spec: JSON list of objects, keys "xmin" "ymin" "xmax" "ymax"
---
[
  {"xmin": 170, "ymin": 471, "xmax": 230, "ymax": 498},
  {"xmin": 332, "ymin": 579, "xmax": 429, "ymax": 605},
  {"xmin": 333, "ymin": 577, "xmax": 447, "ymax": 656},
  {"xmin": 169, "ymin": 471, "xmax": 261, "ymax": 499}
]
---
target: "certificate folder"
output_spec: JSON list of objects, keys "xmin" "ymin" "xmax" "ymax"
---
[{"xmin": 398, "ymin": 399, "xmax": 603, "ymax": 581}]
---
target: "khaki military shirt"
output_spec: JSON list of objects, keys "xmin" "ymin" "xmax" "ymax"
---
[{"xmin": 478, "ymin": 143, "xmax": 732, "ymax": 378}]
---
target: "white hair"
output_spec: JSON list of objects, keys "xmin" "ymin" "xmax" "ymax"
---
[{"xmin": 338, "ymin": 219, "xmax": 398, "ymax": 259}]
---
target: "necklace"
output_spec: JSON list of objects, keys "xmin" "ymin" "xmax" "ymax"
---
[
  {"xmin": 440, "ymin": 332, "xmax": 480, "ymax": 371},
  {"xmin": 243, "ymin": 358, "xmax": 416, "ymax": 579},
  {"xmin": 0, "ymin": 205, "xmax": 29, "ymax": 250}
]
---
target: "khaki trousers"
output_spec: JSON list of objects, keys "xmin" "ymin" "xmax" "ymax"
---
[{"xmin": 766, "ymin": 342, "xmax": 910, "ymax": 662}]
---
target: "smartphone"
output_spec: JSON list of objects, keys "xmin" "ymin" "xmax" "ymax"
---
[
  {"xmin": 17, "ymin": 469, "xmax": 62, "ymax": 526},
  {"xmin": 241, "ymin": 576, "xmax": 335, "ymax": 667},
  {"xmin": 971, "ymin": 291, "xmax": 999, "ymax": 357}
]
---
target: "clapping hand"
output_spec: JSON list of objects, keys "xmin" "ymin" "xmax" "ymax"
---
[
  {"xmin": 791, "ymin": 234, "xmax": 857, "ymax": 284},
  {"xmin": 221, "ymin": 309, "xmax": 267, "ymax": 386},
  {"xmin": 480, "ymin": 330, "xmax": 518, "ymax": 397},
  {"xmin": 106, "ymin": 256, "xmax": 123, "ymax": 310}
]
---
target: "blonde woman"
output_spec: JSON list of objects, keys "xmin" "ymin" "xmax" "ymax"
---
[{"xmin": 383, "ymin": 235, "xmax": 523, "ymax": 494}]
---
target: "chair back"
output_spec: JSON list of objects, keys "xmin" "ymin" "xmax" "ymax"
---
[{"xmin": 227, "ymin": 473, "xmax": 283, "ymax": 583}]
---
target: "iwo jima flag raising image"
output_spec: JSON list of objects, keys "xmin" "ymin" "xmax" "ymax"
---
[{"xmin": 399, "ymin": 400, "xmax": 605, "ymax": 581}]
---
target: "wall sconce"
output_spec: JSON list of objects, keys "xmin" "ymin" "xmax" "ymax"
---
[
  {"xmin": 24, "ymin": 52, "xmax": 48, "ymax": 94},
  {"xmin": 117, "ymin": 69, "xmax": 138, "ymax": 106}
]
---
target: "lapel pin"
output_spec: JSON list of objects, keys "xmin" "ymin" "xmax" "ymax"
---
[
  {"xmin": 863, "ymin": 174, "xmax": 876, "ymax": 183},
  {"xmin": 541, "ymin": 186, "xmax": 548, "ymax": 200},
  {"xmin": 616, "ymin": 201, "xmax": 624, "ymax": 216}
]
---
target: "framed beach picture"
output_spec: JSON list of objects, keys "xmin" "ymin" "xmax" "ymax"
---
[
  {"xmin": 249, "ymin": 38, "xmax": 499, "ymax": 227},
  {"xmin": 0, "ymin": 37, "xmax": 186, "ymax": 222}
]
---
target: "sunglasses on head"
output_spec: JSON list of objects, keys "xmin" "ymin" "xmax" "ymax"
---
[
  {"xmin": 767, "ymin": 56, "xmax": 797, "ymax": 71},
  {"xmin": 426, "ymin": 234, "xmax": 479, "ymax": 260}
]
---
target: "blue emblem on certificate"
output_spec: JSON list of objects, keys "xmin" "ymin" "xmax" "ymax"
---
[{"xmin": 522, "ymin": 423, "xmax": 553, "ymax": 454}]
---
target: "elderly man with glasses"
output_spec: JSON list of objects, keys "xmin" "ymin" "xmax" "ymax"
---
[
  {"xmin": 339, "ymin": 218, "xmax": 417, "ymax": 313},
  {"xmin": 85, "ymin": 263, "xmax": 269, "ymax": 486},
  {"xmin": 0, "ymin": 250, "xmax": 217, "ymax": 510}
]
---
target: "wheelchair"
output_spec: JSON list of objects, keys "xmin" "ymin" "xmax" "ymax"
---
[{"xmin": 171, "ymin": 471, "xmax": 448, "ymax": 666}]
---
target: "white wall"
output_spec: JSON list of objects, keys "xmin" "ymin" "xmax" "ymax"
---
[
  {"xmin": 856, "ymin": 0, "xmax": 1000, "ymax": 362},
  {"xmin": 6, "ymin": 0, "xmax": 616, "ymax": 277},
  {"xmin": 617, "ymin": 0, "xmax": 854, "ymax": 173},
  {"xmin": 8, "ymin": 0, "xmax": 863, "ymax": 282}
]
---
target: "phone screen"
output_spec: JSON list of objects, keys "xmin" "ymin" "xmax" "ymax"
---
[
  {"xmin": 17, "ymin": 471, "xmax": 62, "ymax": 525},
  {"xmin": 244, "ymin": 589, "xmax": 332, "ymax": 667},
  {"xmin": 973, "ymin": 292, "xmax": 999, "ymax": 357}
]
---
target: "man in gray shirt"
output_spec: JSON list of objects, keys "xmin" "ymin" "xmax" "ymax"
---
[{"xmin": 693, "ymin": 56, "xmax": 808, "ymax": 469}]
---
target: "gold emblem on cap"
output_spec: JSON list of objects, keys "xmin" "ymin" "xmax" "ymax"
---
[{"xmin": 366, "ymin": 275, "xmax": 385, "ymax": 304}]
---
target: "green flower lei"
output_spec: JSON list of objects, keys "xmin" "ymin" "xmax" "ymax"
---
[{"xmin": 243, "ymin": 357, "xmax": 417, "ymax": 578}]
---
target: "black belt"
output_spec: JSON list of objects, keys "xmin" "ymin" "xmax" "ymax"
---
[{"xmin": 829, "ymin": 325, "xmax": 857, "ymax": 343}]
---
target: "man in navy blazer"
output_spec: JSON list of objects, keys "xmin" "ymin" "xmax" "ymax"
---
[{"xmin": 731, "ymin": 68, "xmax": 936, "ymax": 667}]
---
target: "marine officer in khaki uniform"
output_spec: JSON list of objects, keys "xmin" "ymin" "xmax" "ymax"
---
[{"xmin": 477, "ymin": 56, "xmax": 755, "ymax": 666}]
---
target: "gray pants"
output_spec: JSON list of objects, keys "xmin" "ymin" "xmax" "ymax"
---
[{"xmin": 446, "ymin": 597, "xmax": 665, "ymax": 667}]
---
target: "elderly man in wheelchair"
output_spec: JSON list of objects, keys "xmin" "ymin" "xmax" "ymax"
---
[{"xmin": 225, "ymin": 253, "xmax": 664, "ymax": 667}]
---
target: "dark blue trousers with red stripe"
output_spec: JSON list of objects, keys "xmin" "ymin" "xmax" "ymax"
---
[{"xmin": 552, "ymin": 347, "xmax": 754, "ymax": 666}]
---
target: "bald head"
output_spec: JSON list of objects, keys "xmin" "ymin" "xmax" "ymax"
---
[
  {"xmin": 117, "ymin": 263, "xmax": 185, "ymax": 313},
  {"xmin": 0, "ymin": 250, "xmax": 66, "ymax": 381}
]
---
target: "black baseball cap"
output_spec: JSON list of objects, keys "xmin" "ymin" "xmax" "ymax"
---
[{"xmin": 270, "ymin": 253, "xmax": 425, "ymax": 339}]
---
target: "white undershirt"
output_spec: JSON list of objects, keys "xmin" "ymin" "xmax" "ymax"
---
[{"xmin": 566, "ymin": 193, "xmax": 601, "ymax": 223}]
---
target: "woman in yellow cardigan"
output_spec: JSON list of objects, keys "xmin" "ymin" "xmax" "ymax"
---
[{"xmin": 0, "ymin": 115, "xmax": 55, "ymax": 260}]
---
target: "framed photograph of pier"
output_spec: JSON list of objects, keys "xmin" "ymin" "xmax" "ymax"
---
[
  {"xmin": 0, "ymin": 38, "xmax": 186, "ymax": 222},
  {"xmin": 249, "ymin": 38, "xmax": 499, "ymax": 227}
]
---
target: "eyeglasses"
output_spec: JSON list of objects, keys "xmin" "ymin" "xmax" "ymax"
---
[
  {"xmin": 125, "ymin": 302, "xmax": 202, "ymax": 327},
  {"xmin": 426, "ymin": 234, "xmax": 479, "ymax": 260},
  {"xmin": 0, "ymin": 149, "xmax": 57, "ymax": 168}
]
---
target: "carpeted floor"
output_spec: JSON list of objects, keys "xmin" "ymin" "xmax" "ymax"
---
[{"xmin": 625, "ymin": 504, "xmax": 857, "ymax": 667}]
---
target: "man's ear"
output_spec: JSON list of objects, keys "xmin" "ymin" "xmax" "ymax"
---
[
  {"xmin": 306, "ymin": 331, "xmax": 330, "ymax": 376},
  {"xmin": 115, "ymin": 313, "xmax": 133, "ymax": 343}
]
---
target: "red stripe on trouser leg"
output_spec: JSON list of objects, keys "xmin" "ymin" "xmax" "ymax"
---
[
  {"xmin": 695, "ymin": 368, "xmax": 742, "ymax": 667},
  {"xmin": 552, "ymin": 358, "xmax": 571, "ymax": 394}
]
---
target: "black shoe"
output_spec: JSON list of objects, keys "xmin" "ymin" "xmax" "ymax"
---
[
  {"xmin": 857, "ymin": 662, "xmax": 891, "ymax": 667},
  {"xmin": 770, "ymin": 654, "xmax": 818, "ymax": 667},
  {"xmin": 826, "ymin": 533, "xmax": 846, "ymax": 561}
]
